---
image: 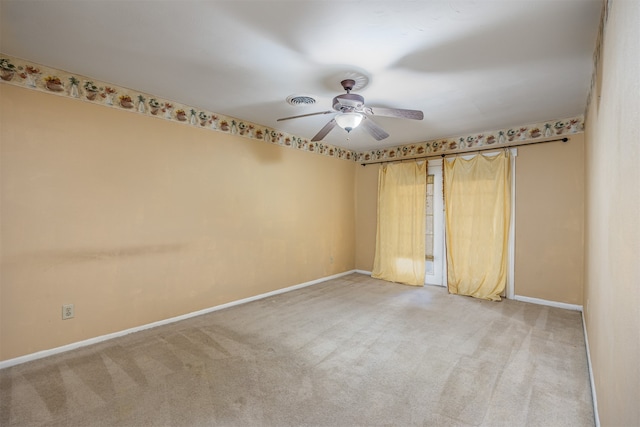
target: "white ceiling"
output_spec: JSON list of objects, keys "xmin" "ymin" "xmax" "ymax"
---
[{"xmin": 1, "ymin": 0, "xmax": 602, "ymax": 152}]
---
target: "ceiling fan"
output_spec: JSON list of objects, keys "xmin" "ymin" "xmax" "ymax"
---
[{"xmin": 277, "ymin": 79, "xmax": 424, "ymax": 142}]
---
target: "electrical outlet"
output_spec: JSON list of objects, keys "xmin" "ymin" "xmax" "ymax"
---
[{"xmin": 62, "ymin": 304, "xmax": 74, "ymax": 320}]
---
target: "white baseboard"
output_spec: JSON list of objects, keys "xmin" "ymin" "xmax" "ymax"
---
[
  {"xmin": 513, "ymin": 294, "xmax": 583, "ymax": 311},
  {"xmin": 582, "ymin": 311, "xmax": 600, "ymax": 427},
  {"xmin": 354, "ymin": 269, "xmax": 372, "ymax": 276},
  {"xmin": 0, "ymin": 270, "xmax": 357, "ymax": 370}
]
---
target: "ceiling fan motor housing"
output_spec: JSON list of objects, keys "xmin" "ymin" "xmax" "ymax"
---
[{"xmin": 333, "ymin": 93, "xmax": 365, "ymax": 112}]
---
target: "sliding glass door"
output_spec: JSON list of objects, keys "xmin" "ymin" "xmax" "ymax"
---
[{"xmin": 425, "ymin": 159, "xmax": 445, "ymax": 286}]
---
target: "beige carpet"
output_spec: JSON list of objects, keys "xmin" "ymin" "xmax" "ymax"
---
[{"xmin": 0, "ymin": 273, "xmax": 594, "ymax": 426}]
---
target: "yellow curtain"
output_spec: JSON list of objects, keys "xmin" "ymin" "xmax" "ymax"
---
[
  {"xmin": 444, "ymin": 151, "xmax": 511, "ymax": 301},
  {"xmin": 372, "ymin": 162, "xmax": 426, "ymax": 286}
]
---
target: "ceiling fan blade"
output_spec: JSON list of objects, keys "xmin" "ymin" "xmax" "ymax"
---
[
  {"xmin": 361, "ymin": 117, "xmax": 390, "ymax": 141},
  {"xmin": 365, "ymin": 107, "xmax": 424, "ymax": 120},
  {"xmin": 277, "ymin": 110, "xmax": 333, "ymax": 122},
  {"xmin": 311, "ymin": 118, "xmax": 337, "ymax": 142}
]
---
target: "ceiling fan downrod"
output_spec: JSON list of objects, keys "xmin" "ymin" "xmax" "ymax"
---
[{"xmin": 340, "ymin": 79, "xmax": 356, "ymax": 94}]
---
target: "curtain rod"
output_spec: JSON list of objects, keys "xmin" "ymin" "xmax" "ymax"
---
[{"xmin": 360, "ymin": 137, "xmax": 570, "ymax": 166}]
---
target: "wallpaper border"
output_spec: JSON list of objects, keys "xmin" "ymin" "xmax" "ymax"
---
[
  {"xmin": 1, "ymin": 54, "xmax": 583, "ymax": 163},
  {"xmin": 0, "ymin": 55, "xmax": 357, "ymax": 161}
]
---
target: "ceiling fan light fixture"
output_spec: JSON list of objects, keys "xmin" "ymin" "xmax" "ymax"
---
[
  {"xmin": 277, "ymin": 78, "xmax": 422, "ymax": 142},
  {"xmin": 335, "ymin": 112, "xmax": 363, "ymax": 133}
]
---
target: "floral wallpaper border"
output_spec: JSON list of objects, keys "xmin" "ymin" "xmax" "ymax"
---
[
  {"xmin": 356, "ymin": 115, "xmax": 583, "ymax": 163},
  {"xmin": 1, "ymin": 54, "xmax": 583, "ymax": 164},
  {"xmin": 0, "ymin": 55, "xmax": 356, "ymax": 160}
]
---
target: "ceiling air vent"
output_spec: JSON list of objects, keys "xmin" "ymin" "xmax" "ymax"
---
[{"xmin": 286, "ymin": 94, "xmax": 316, "ymax": 106}]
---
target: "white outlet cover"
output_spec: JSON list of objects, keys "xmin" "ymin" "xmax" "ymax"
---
[{"xmin": 62, "ymin": 304, "xmax": 74, "ymax": 320}]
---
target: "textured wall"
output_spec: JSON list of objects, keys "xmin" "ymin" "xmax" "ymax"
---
[
  {"xmin": 583, "ymin": 1, "xmax": 640, "ymax": 425},
  {"xmin": 514, "ymin": 136, "xmax": 585, "ymax": 305},
  {"xmin": 1, "ymin": 84, "xmax": 356, "ymax": 361},
  {"xmin": 354, "ymin": 164, "xmax": 378, "ymax": 272}
]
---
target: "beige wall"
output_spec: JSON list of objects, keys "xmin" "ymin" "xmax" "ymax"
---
[
  {"xmin": 583, "ymin": 1, "xmax": 640, "ymax": 425},
  {"xmin": 354, "ymin": 144, "xmax": 585, "ymax": 304},
  {"xmin": 0, "ymin": 84, "xmax": 356, "ymax": 361},
  {"xmin": 514, "ymin": 136, "xmax": 585, "ymax": 305},
  {"xmin": 354, "ymin": 163, "xmax": 378, "ymax": 271}
]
